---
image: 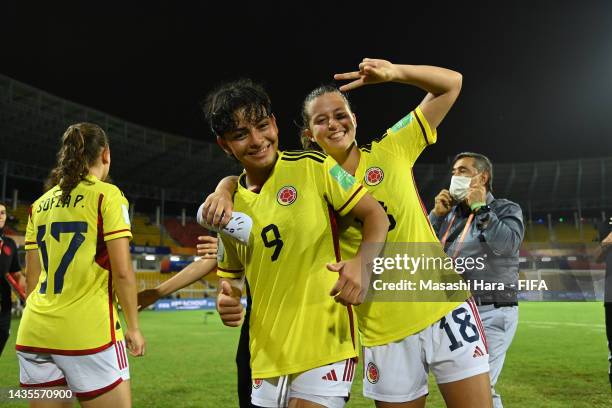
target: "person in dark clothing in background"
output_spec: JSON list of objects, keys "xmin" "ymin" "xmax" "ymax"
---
[
  {"xmin": 595, "ymin": 216, "xmax": 612, "ymax": 389},
  {"xmin": 429, "ymin": 153, "xmax": 525, "ymax": 408},
  {"xmin": 0, "ymin": 202, "xmax": 25, "ymax": 356}
]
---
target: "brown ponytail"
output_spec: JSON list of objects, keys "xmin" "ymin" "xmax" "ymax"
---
[{"xmin": 45, "ymin": 123, "xmax": 109, "ymax": 200}]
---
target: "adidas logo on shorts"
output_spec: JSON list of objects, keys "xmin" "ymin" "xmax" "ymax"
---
[
  {"xmin": 321, "ymin": 369, "xmax": 338, "ymax": 381},
  {"xmin": 473, "ymin": 346, "xmax": 486, "ymax": 358}
]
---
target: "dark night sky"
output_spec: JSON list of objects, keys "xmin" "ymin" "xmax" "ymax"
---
[{"xmin": 2, "ymin": 1, "xmax": 611, "ymax": 163}]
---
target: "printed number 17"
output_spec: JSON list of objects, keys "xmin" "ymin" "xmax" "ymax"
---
[{"xmin": 37, "ymin": 221, "xmax": 88, "ymax": 294}]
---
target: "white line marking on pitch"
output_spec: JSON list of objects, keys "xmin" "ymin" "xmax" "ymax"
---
[{"xmin": 521, "ymin": 320, "xmax": 604, "ymax": 328}]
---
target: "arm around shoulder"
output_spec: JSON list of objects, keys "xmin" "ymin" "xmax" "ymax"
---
[{"xmin": 199, "ymin": 175, "xmax": 240, "ymax": 228}]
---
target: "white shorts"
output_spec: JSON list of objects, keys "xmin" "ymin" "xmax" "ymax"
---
[
  {"xmin": 251, "ymin": 358, "xmax": 356, "ymax": 408},
  {"xmin": 17, "ymin": 340, "xmax": 130, "ymax": 398},
  {"xmin": 363, "ymin": 299, "xmax": 490, "ymax": 403}
]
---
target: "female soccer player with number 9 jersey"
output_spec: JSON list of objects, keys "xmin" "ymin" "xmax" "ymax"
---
[
  {"xmin": 16, "ymin": 123, "xmax": 145, "ymax": 408},
  {"xmin": 203, "ymin": 79, "xmax": 389, "ymax": 408}
]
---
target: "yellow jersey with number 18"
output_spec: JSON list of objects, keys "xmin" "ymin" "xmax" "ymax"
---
[
  {"xmin": 17, "ymin": 175, "xmax": 132, "ymax": 354},
  {"xmin": 341, "ymin": 107, "xmax": 469, "ymax": 347},
  {"xmin": 218, "ymin": 150, "xmax": 366, "ymax": 379}
]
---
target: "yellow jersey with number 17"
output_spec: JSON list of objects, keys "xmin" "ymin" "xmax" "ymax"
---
[
  {"xmin": 16, "ymin": 175, "xmax": 132, "ymax": 354},
  {"xmin": 218, "ymin": 150, "xmax": 366, "ymax": 379},
  {"xmin": 340, "ymin": 107, "xmax": 469, "ymax": 347}
]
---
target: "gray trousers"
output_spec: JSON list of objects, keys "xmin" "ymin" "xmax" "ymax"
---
[{"xmin": 477, "ymin": 305, "xmax": 519, "ymax": 408}]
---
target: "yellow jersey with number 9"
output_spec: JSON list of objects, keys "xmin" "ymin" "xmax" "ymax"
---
[
  {"xmin": 17, "ymin": 175, "xmax": 132, "ymax": 354},
  {"xmin": 218, "ymin": 151, "xmax": 366, "ymax": 378}
]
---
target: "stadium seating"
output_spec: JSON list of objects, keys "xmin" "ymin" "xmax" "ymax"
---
[
  {"xmin": 164, "ymin": 218, "xmax": 210, "ymax": 248},
  {"xmin": 4, "ymin": 201, "xmax": 177, "ymax": 248},
  {"xmin": 131, "ymin": 215, "xmax": 166, "ymax": 247},
  {"xmin": 524, "ymin": 224, "xmax": 550, "ymax": 243},
  {"xmin": 2, "ymin": 203, "xmax": 30, "ymax": 234},
  {"xmin": 1, "ymin": 73, "xmax": 609, "ymax": 254},
  {"xmin": 136, "ymin": 270, "xmax": 218, "ymax": 299},
  {"xmin": 12, "ymin": 204, "xmax": 29, "ymax": 233},
  {"xmin": 524, "ymin": 221, "xmax": 599, "ymax": 243}
]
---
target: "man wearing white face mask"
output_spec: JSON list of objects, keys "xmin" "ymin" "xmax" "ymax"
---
[{"xmin": 429, "ymin": 152, "xmax": 525, "ymax": 408}]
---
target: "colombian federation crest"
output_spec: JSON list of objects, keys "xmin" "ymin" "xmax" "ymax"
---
[
  {"xmin": 364, "ymin": 167, "xmax": 384, "ymax": 186},
  {"xmin": 277, "ymin": 186, "xmax": 297, "ymax": 206},
  {"xmin": 366, "ymin": 362, "xmax": 379, "ymax": 384},
  {"xmin": 252, "ymin": 379, "xmax": 263, "ymax": 389}
]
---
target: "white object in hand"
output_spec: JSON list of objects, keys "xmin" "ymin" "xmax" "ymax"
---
[{"xmin": 197, "ymin": 204, "xmax": 252, "ymax": 245}]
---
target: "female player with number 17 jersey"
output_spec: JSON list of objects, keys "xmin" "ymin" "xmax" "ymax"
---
[{"xmin": 16, "ymin": 123, "xmax": 145, "ymax": 408}]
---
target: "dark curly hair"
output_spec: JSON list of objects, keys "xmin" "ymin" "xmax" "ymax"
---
[
  {"xmin": 298, "ymin": 85, "xmax": 352, "ymax": 151},
  {"xmin": 45, "ymin": 123, "xmax": 109, "ymax": 200},
  {"xmin": 202, "ymin": 79, "xmax": 273, "ymax": 138}
]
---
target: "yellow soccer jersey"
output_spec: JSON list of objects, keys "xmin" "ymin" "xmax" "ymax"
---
[
  {"xmin": 340, "ymin": 107, "xmax": 469, "ymax": 347},
  {"xmin": 218, "ymin": 150, "xmax": 366, "ymax": 378},
  {"xmin": 17, "ymin": 175, "xmax": 132, "ymax": 354}
]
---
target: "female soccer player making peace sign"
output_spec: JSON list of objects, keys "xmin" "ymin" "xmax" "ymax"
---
[
  {"xmin": 16, "ymin": 123, "xmax": 145, "ymax": 408},
  {"xmin": 204, "ymin": 79, "xmax": 389, "ymax": 408},
  {"xmin": 205, "ymin": 60, "xmax": 492, "ymax": 407},
  {"xmin": 298, "ymin": 59, "xmax": 491, "ymax": 408}
]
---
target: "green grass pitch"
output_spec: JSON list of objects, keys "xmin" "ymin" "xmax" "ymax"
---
[{"xmin": 1, "ymin": 302, "xmax": 610, "ymax": 407}]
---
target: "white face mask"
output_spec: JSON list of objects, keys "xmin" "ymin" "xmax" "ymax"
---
[{"xmin": 449, "ymin": 175, "xmax": 472, "ymax": 201}]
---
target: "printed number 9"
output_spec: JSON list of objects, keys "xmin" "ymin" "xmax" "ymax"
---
[{"xmin": 261, "ymin": 224, "xmax": 283, "ymax": 262}]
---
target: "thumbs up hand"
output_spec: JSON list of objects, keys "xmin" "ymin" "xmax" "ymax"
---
[
  {"xmin": 328, "ymin": 257, "xmax": 366, "ymax": 306},
  {"xmin": 217, "ymin": 280, "xmax": 243, "ymax": 327}
]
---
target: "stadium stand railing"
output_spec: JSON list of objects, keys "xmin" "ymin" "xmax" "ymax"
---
[
  {"xmin": 0, "ymin": 73, "xmax": 242, "ymax": 201},
  {"xmin": 1, "ymin": 71, "xmax": 609, "ymax": 216},
  {"xmin": 2, "ymin": 74, "xmax": 610, "ymax": 304}
]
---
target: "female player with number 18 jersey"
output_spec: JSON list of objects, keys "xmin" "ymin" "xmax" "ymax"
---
[{"xmin": 300, "ymin": 60, "xmax": 491, "ymax": 407}]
